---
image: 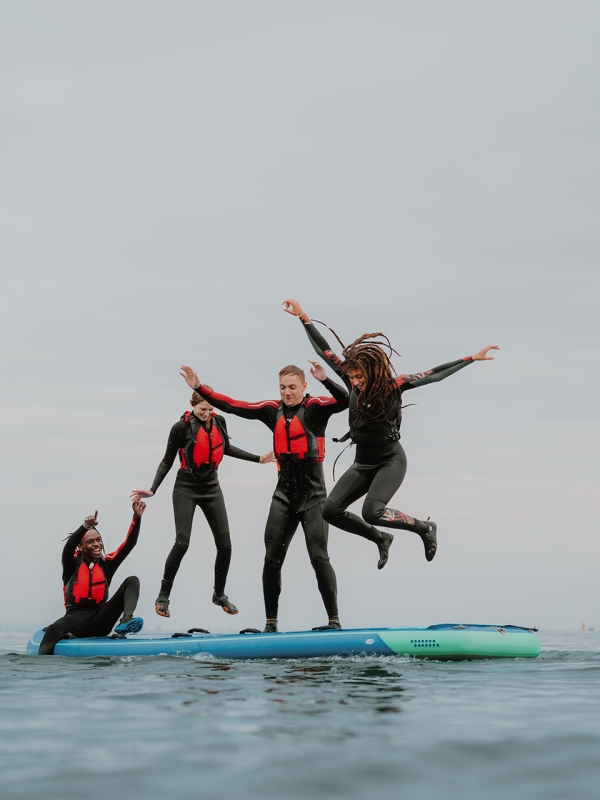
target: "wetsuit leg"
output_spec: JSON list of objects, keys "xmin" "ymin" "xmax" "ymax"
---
[
  {"xmin": 262, "ymin": 492, "xmax": 300, "ymax": 620},
  {"xmin": 197, "ymin": 472, "xmax": 232, "ymax": 597},
  {"xmin": 299, "ymin": 498, "xmax": 338, "ymax": 620},
  {"xmin": 322, "ymin": 462, "xmax": 380, "ymax": 540},
  {"xmin": 163, "ymin": 474, "xmax": 198, "ymax": 583},
  {"xmin": 90, "ymin": 576, "xmax": 141, "ymax": 634},
  {"xmin": 361, "ymin": 446, "xmax": 426, "ymax": 533},
  {"xmin": 38, "ymin": 613, "xmax": 91, "ymax": 655},
  {"xmin": 38, "ymin": 577, "xmax": 140, "ymax": 655}
]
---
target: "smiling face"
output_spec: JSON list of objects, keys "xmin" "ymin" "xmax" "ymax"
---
[
  {"xmin": 79, "ymin": 529, "xmax": 103, "ymax": 561},
  {"xmin": 193, "ymin": 400, "xmax": 214, "ymax": 422},
  {"xmin": 279, "ymin": 373, "xmax": 307, "ymax": 407},
  {"xmin": 346, "ymin": 367, "xmax": 367, "ymax": 391}
]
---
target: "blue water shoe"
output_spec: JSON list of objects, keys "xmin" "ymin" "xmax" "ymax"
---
[{"xmin": 113, "ymin": 616, "xmax": 144, "ymax": 637}]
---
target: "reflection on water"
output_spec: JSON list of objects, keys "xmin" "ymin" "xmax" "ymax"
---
[
  {"xmin": 1, "ymin": 631, "xmax": 600, "ymax": 800},
  {"xmin": 263, "ymin": 663, "xmax": 407, "ymax": 715}
]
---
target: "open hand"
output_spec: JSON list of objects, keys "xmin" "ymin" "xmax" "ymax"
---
[
  {"xmin": 472, "ymin": 345, "xmax": 500, "ymax": 361},
  {"xmin": 132, "ymin": 499, "xmax": 147, "ymax": 517},
  {"xmin": 130, "ymin": 489, "xmax": 154, "ymax": 502},
  {"xmin": 259, "ymin": 450, "xmax": 276, "ymax": 464},
  {"xmin": 180, "ymin": 364, "xmax": 200, "ymax": 389},
  {"xmin": 283, "ymin": 298, "xmax": 305, "ymax": 317},
  {"xmin": 309, "ymin": 360, "xmax": 326, "ymax": 381},
  {"xmin": 83, "ymin": 510, "xmax": 98, "ymax": 529}
]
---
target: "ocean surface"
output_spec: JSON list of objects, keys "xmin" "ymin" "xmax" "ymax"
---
[{"xmin": 1, "ymin": 628, "xmax": 599, "ymax": 800}]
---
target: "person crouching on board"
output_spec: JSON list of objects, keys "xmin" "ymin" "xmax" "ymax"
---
[{"xmin": 38, "ymin": 502, "xmax": 146, "ymax": 655}]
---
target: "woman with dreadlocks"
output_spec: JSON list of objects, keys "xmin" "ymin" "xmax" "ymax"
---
[{"xmin": 283, "ymin": 298, "xmax": 498, "ymax": 569}]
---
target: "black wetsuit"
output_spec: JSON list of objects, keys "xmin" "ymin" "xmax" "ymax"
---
[
  {"xmin": 194, "ymin": 377, "xmax": 348, "ymax": 621},
  {"xmin": 151, "ymin": 413, "xmax": 260, "ymax": 597},
  {"xmin": 39, "ymin": 515, "xmax": 141, "ymax": 655},
  {"xmin": 298, "ymin": 316, "xmax": 474, "ymax": 540}
]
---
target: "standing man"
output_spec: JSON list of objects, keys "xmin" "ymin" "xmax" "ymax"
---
[
  {"xmin": 180, "ymin": 361, "xmax": 348, "ymax": 633},
  {"xmin": 39, "ymin": 502, "xmax": 146, "ymax": 655}
]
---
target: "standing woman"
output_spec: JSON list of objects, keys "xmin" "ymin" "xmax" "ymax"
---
[
  {"xmin": 131, "ymin": 391, "xmax": 274, "ymax": 618},
  {"xmin": 283, "ymin": 298, "xmax": 498, "ymax": 568}
]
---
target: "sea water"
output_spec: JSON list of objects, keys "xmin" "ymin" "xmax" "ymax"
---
[{"xmin": 1, "ymin": 629, "xmax": 599, "ymax": 800}]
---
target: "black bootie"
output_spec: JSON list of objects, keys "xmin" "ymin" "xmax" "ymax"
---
[{"xmin": 155, "ymin": 579, "xmax": 173, "ymax": 618}]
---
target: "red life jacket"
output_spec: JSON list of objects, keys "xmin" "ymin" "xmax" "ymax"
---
[
  {"xmin": 64, "ymin": 558, "xmax": 108, "ymax": 609},
  {"xmin": 180, "ymin": 411, "xmax": 224, "ymax": 470},
  {"xmin": 273, "ymin": 399, "xmax": 325, "ymax": 462}
]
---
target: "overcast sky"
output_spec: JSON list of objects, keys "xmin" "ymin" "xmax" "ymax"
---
[{"xmin": 1, "ymin": 1, "xmax": 598, "ymax": 634}]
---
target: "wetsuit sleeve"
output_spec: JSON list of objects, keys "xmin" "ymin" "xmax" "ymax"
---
[
  {"xmin": 149, "ymin": 421, "xmax": 187, "ymax": 494},
  {"xmin": 103, "ymin": 514, "xmax": 141, "ymax": 577},
  {"xmin": 218, "ymin": 416, "xmax": 260, "ymax": 463},
  {"xmin": 61, "ymin": 526, "xmax": 87, "ymax": 584},
  {"xmin": 298, "ymin": 316, "xmax": 351, "ymax": 390},
  {"xmin": 399, "ymin": 357, "xmax": 474, "ymax": 391},
  {"xmin": 195, "ymin": 383, "xmax": 279, "ymax": 426},
  {"xmin": 319, "ymin": 376, "xmax": 349, "ymax": 409}
]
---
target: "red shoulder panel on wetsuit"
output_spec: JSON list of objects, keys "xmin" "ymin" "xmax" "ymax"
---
[
  {"xmin": 305, "ymin": 396, "xmax": 337, "ymax": 407},
  {"xmin": 104, "ymin": 516, "xmax": 137, "ymax": 562}
]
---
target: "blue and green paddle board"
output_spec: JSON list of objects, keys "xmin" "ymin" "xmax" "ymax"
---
[{"xmin": 27, "ymin": 623, "xmax": 540, "ymax": 660}]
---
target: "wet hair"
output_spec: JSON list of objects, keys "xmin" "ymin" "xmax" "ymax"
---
[
  {"xmin": 340, "ymin": 333, "xmax": 402, "ymax": 422},
  {"xmin": 190, "ymin": 387, "xmax": 213, "ymax": 407},
  {"xmin": 278, "ymin": 365, "xmax": 306, "ymax": 383}
]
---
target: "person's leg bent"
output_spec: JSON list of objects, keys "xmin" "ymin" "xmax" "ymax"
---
[
  {"xmin": 38, "ymin": 613, "xmax": 90, "ymax": 655},
  {"xmin": 361, "ymin": 447, "xmax": 426, "ymax": 533},
  {"xmin": 91, "ymin": 576, "xmax": 140, "ymax": 635},
  {"xmin": 322, "ymin": 463, "xmax": 379, "ymax": 540}
]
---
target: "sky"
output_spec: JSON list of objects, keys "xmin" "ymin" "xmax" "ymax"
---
[{"xmin": 1, "ymin": 1, "xmax": 598, "ymax": 634}]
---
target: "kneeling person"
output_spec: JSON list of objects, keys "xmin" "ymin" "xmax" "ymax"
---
[{"xmin": 39, "ymin": 501, "xmax": 146, "ymax": 655}]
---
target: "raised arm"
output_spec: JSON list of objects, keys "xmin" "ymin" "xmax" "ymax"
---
[
  {"xmin": 400, "ymin": 345, "xmax": 499, "ymax": 391},
  {"xmin": 138, "ymin": 421, "xmax": 188, "ymax": 497},
  {"xmin": 61, "ymin": 523, "xmax": 90, "ymax": 583},
  {"xmin": 103, "ymin": 501, "xmax": 146, "ymax": 574},
  {"xmin": 61, "ymin": 510, "xmax": 101, "ymax": 581},
  {"xmin": 308, "ymin": 359, "xmax": 349, "ymax": 411},
  {"xmin": 283, "ymin": 299, "xmax": 350, "ymax": 389},
  {"xmin": 180, "ymin": 366, "xmax": 278, "ymax": 424}
]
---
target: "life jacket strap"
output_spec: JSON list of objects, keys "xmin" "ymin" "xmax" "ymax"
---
[
  {"xmin": 277, "ymin": 450, "xmax": 320, "ymax": 463},
  {"xmin": 332, "ymin": 431, "xmax": 351, "ymax": 443}
]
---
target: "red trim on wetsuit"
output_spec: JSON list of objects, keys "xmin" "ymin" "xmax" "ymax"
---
[
  {"xmin": 104, "ymin": 516, "xmax": 138, "ymax": 562},
  {"xmin": 196, "ymin": 384, "xmax": 279, "ymax": 414}
]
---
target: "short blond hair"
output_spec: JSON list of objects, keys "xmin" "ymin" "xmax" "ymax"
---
[{"xmin": 278, "ymin": 365, "xmax": 306, "ymax": 382}]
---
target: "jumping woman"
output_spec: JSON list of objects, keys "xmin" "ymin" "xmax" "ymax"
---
[
  {"xmin": 283, "ymin": 298, "xmax": 498, "ymax": 568},
  {"xmin": 131, "ymin": 391, "xmax": 274, "ymax": 618}
]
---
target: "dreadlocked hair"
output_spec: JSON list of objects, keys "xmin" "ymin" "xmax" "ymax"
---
[{"xmin": 340, "ymin": 332, "xmax": 402, "ymax": 422}]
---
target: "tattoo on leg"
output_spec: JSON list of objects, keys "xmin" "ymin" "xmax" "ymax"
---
[{"xmin": 381, "ymin": 508, "xmax": 415, "ymax": 526}]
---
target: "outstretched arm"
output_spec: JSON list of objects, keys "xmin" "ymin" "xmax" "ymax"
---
[
  {"xmin": 401, "ymin": 345, "xmax": 499, "ymax": 390},
  {"xmin": 283, "ymin": 299, "xmax": 350, "ymax": 389},
  {"xmin": 217, "ymin": 416, "xmax": 274, "ymax": 463},
  {"xmin": 103, "ymin": 500, "xmax": 146, "ymax": 575},
  {"xmin": 180, "ymin": 366, "xmax": 278, "ymax": 424},
  {"xmin": 131, "ymin": 421, "xmax": 187, "ymax": 501}
]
